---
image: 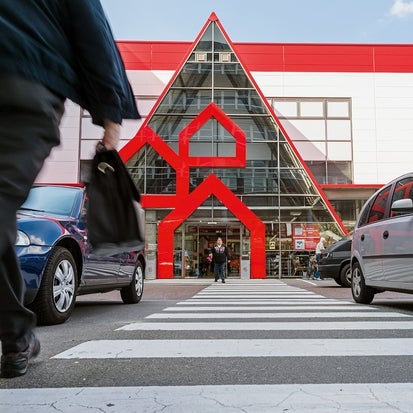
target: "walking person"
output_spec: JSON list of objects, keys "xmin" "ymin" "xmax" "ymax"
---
[
  {"xmin": 0, "ymin": 0, "xmax": 139, "ymax": 378},
  {"xmin": 209, "ymin": 237, "xmax": 230, "ymax": 283}
]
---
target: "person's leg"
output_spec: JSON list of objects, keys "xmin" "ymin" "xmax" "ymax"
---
[
  {"xmin": 0, "ymin": 74, "xmax": 64, "ymax": 376},
  {"xmin": 219, "ymin": 263, "xmax": 225, "ymax": 282},
  {"xmin": 214, "ymin": 263, "xmax": 219, "ymax": 282},
  {"xmin": 314, "ymin": 254, "xmax": 321, "ymax": 279}
]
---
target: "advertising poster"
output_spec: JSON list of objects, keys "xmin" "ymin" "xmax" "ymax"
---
[{"xmin": 292, "ymin": 224, "xmax": 320, "ymax": 251}]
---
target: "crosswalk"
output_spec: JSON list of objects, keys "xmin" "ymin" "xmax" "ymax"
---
[{"xmin": 2, "ymin": 280, "xmax": 413, "ymax": 412}]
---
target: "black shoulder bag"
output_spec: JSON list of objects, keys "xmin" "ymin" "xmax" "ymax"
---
[{"xmin": 86, "ymin": 148, "xmax": 145, "ymax": 256}]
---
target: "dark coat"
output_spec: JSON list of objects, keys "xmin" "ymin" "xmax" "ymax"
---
[
  {"xmin": 0, "ymin": 0, "xmax": 139, "ymax": 126},
  {"xmin": 210, "ymin": 244, "xmax": 229, "ymax": 264}
]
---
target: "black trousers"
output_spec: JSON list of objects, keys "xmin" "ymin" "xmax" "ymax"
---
[{"xmin": 0, "ymin": 74, "xmax": 64, "ymax": 354}]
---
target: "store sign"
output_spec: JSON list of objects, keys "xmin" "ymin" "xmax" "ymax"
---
[{"xmin": 292, "ymin": 224, "xmax": 320, "ymax": 251}]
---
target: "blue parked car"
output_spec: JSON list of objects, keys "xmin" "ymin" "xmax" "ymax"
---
[{"xmin": 17, "ymin": 185, "xmax": 145, "ymax": 325}]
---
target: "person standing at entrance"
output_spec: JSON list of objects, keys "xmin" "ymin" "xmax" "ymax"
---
[
  {"xmin": 0, "ymin": 0, "xmax": 139, "ymax": 378},
  {"xmin": 209, "ymin": 237, "xmax": 230, "ymax": 283}
]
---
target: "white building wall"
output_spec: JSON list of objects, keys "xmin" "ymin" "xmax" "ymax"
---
[
  {"xmin": 35, "ymin": 100, "xmax": 81, "ymax": 183},
  {"xmin": 253, "ymin": 71, "xmax": 413, "ymax": 185},
  {"xmin": 37, "ymin": 69, "xmax": 413, "ymax": 186}
]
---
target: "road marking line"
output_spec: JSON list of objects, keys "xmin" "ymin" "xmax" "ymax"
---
[
  {"xmin": 52, "ymin": 338, "xmax": 413, "ymax": 358},
  {"xmin": 178, "ymin": 299, "xmax": 350, "ymax": 304},
  {"xmin": 146, "ymin": 311, "xmax": 409, "ymax": 319},
  {"xmin": 2, "ymin": 383, "xmax": 412, "ymax": 412},
  {"xmin": 187, "ymin": 293, "xmax": 323, "ymax": 300},
  {"xmin": 161, "ymin": 305, "xmax": 377, "ymax": 311},
  {"xmin": 117, "ymin": 320, "xmax": 413, "ymax": 331}
]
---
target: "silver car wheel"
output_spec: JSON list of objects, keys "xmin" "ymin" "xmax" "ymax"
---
[
  {"xmin": 121, "ymin": 260, "xmax": 144, "ymax": 304},
  {"xmin": 134, "ymin": 264, "xmax": 144, "ymax": 296},
  {"xmin": 352, "ymin": 266, "xmax": 362, "ymax": 297},
  {"xmin": 53, "ymin": 259, "xmax": 76, "ymax": 313}
]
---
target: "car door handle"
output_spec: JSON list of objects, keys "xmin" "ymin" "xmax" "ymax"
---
[
  {"xmin": 383, "ymin": 230, "xmax": 389, "ymax": 239},
  {"xmin": 361, "ymin": 234, "xmax": 365, "ymax": 241}
]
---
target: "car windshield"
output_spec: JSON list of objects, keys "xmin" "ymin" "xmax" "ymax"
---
[{"xmin": 20, "ymin": 186, "xmax": 80, "ymax": 216}]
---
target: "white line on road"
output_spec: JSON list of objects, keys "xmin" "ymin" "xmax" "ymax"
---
[
  {"xmin": 117, "ymin": 320, "xmax": 413, "ymax": 331},
  {"xmin": 189, "ymin": 294, "xmax": 326, "ymax": 299},
  {"xmin": 52, "ymin": 338, "xmax": 413, "ymax": 358},
  {"xmin": 178, "ymin": 299, "xmax": 350, "ymax": 304},
  {"xmin": 146, "ymin": 311, "xmax": 409, "ymax": 319},
  {"xmin": 161, "ymin": 305, "xmax": 377, "ymax": 311},
  {"xmin": 2, "ymin": 383, "xmax": 411, "ymax": 413},
  {"xmin": 196, "ymin": 291, "xmax": 315, "ymax": 295}
]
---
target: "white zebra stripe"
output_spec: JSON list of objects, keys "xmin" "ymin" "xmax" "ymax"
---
[
  {"xmin": 52, "ymin": 338, "xmax": 413, "ymax": 359},
  {"xmin": 189, "ymin": 294, "xmax": 326, "ymax": 299},
  {"xmin": 146, "ymin": 311, "xmax": 409, "ymax": 319},
  {"xmin": 178, "ymin": 299, "xmax": 350, "ymax": 304},
  {"xmin": 117, "ymin": 320, "xmax": 413, "ymax": 331},
  {"xmin": 2, "ymin": 383, "xmax": 411, "ymax": 413},
  {"xmin": 161, "ymin": 305, "xmax": 377, "ymax": 311}
]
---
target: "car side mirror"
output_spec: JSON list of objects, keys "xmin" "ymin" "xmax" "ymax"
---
[{"xmin": 391, "ymin": 198, "xmax": 413, "ymax": 214}]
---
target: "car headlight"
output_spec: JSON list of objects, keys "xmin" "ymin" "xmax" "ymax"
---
[{"xmin": 16, "ymin": 230, "xmax": 30, "ymax": 246}]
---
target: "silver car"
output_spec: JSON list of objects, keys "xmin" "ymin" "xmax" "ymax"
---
[{"xmin": 351, "ymin": 172, "xmax": 413, "ymax": 304}]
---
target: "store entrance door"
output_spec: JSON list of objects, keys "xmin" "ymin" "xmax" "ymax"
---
[{"xmin": 173, "ymin": 223, "xmax": 242, "ymax": 278}]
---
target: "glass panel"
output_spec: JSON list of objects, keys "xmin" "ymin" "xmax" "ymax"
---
[
  {"xmin": 327, "ymin": 101, "xmax": 349, "ymax": 118},
  {"xmin": 288, "ymin": 119, "xmax": 326, "ymax": 140},
  {"xmin": 214, "ymin": 63, "xmax": 253, "ymax": 88},
  {"xmin": 327, "ymin": 119, "xmax": 351, "ymax": 140},
  {"xmin": 148, "ymin": 115, "xmax": 196, "ymax": 143},
  {"xmin": 331, "ymin": 199, "xmax": 366, "ymax": 222},
  {"xmin": 300, "ymin": 101, "xmax": 324, "ymax": 117},
  {"xmin": 307, "ymin": 161, "xmax": 327, "ymax": 184},
  {"xmin": 127, "ymin": 146, "xmax": 177, "ymax": 194},
  {"xmin": 22, "ymin": 186, "xmax": 79, "ymax": 216},
  {"xmin": 273, "ymin": 101, "xmax": 298, "ymax": 117},
  {"xmin": 367, "ymin": 186, "xmax": 391, "ymax": 223},
  {"xmin": 174, "ymin": 63, "xmax": 213, "ymax": 88},
  {"xmin": 194, "ymin": 24, "xmax": 213, "ymax": 52},
  {"xmin": 326, "ymin": 161, "xmax": 352, "ymax": 184},
  {"xmin": 236, "ymin": 117, "xmax": 280, "ymax": 142},
  {"xmin": 327, "ymin": 142, "xmax": 352, "ymax": 161},
  {"xmin": 247, "ymin": 143, "xmax": 278, "ymax": 161},
  {"xmin": 213, "ymin": 27, "xmax": 232, "ymax": 51},
  {"xmin": 157, "ymin": 89, "xmax": 212, "ymax": 114},
  {"xmin": 215, "ymin": 90, "xmax": 267, "ymax": 115},
  {"xmin": 391, "ymin": 177, "xmax": 413, "ymax": 204},
  {"xmin": 145, "ymin": 166, "xmax": 177, "ymax": 194},
  {"xmin": 293, "ymin": 141, "xmax": 326, "ymax": 161},
  {"xmin": 190, "ymin": 142, "xmax": 236, "ymax": 157}
]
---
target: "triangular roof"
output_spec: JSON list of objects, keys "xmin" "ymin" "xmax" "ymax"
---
[{"xmin": 121, "ymin": 13, "xmax": 347, "ymax": 277}]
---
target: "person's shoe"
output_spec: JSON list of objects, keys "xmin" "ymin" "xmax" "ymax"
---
[
  {"xmin": 1, "ymin": 333, "xmax": 40, "ymax": 378},
  {"xmin": 222, "ymin": 279, "xmax": 225, "ymax": 283},
  {"xmin": 214, "ymin": 279, "xmax": 218, "ymax": 282}
]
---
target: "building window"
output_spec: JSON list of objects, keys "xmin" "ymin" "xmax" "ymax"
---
[{"xmin": 270, "ymin": 98, "xmax": 353, "ymax": 184}]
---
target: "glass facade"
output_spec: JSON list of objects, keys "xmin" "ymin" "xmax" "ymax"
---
[{"xmin": 123, "ymin": 19, "xmax": 347, "ymax": 278}]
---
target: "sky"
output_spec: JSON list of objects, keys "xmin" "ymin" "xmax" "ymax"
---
[{"xmin": 100, "ymin": 0, "xmax": 413, "ymax": 44}]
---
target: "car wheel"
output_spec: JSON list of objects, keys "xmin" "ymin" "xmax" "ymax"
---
[
  {"xmin": 351, "ymin": 262, "xmax": 375, "ymax": 304},
  {"xmin": 29, "ymin": 246, "xmax": 78, "ymax": 325},
  {"xmin": 333, "ymin": 276, "xmax": 343, "ymax": 286},
  {"xmin": 121, "ymin": 260, "xmax": 144, "ymax": 304},
  {"xmin": 340, "ymin": 263, "xmax": 351, "ymax": 288}
]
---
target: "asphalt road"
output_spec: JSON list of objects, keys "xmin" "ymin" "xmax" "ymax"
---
[{"xmin": 1, "ymin": 277, "xmax": 413, "ymax": 412}]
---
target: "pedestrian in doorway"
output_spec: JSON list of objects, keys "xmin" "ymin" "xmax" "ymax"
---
[
  {"xmin": 209, "ymin": 237, "xmax": 230, "ymax": 283},
  {"xmin": 314, "ymin": 237, "xmax": 326, "ymax": 280},
  {"xmin": 0, "ymin": 0, "xmax": 139, "ymax": 379}
]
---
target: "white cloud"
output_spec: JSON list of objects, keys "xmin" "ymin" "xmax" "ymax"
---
[{"xmin": 391, "ymin": 0, "xmax": 413, "ymax": 17}]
